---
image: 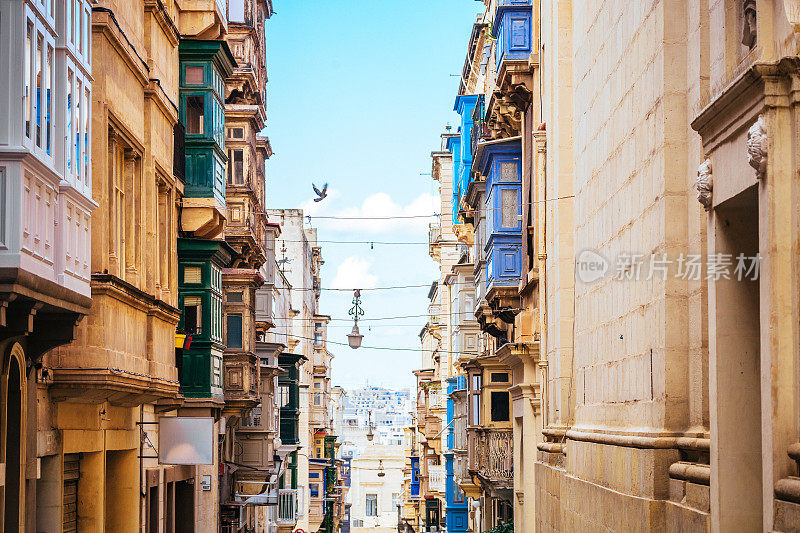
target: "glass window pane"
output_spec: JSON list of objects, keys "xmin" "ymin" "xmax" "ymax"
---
[
  {"xmin": 501, "ymin": 188, "xmax": 517, "ymax": 227},
  {"xmin": 84, "ymin": 87, "xmax": 90, "ymax": 184},
  {"xmin": 25, "ymin": 23, "xmax": 32, "ymax": 138},
  {"xmin": 66, "ymin": 72, "xmax": 73, "ymax": 172},
  {"xmin": 75, "ymin": 80, "xmax": 82, "ymax": 179},
  {"xmin": 233, "ymin": 149, "xmax": 243, "ymax": 184},
  {"xmin": 83, "ymin": 8, "xmax": 89, "ymax": 56},
  {"xmin": 35, "ymin": 34, "xmax": 42, "ymax": 147},
  {"xmin": 490, "ymin": 391, "xmax": 509, "ymax": 422},
  {"xmin": 46, "ymin": 45, "xmax": 52, "ymax": 154},
  {"xmin": 186, "ymin": 66, "xmax": 204, "ymax": 85},
  {"xmin": 186, "ymin": 95, "xmax": 204, "ymax": 134},
  {"xmin": 184, "ymin": 296, "xmax": 201, "ymax": 335},
  {"xmin": 226, "ymin": 313, "xmax": 242, "ymax": 349}
]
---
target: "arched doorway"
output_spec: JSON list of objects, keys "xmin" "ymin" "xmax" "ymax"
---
[{"xmin": 3, "ymin": 343, "xmax": 25, "ymax": 531}]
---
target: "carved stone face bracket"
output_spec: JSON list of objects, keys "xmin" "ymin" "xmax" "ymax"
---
[
  {"xmin": 747, "ymin": 114, "xmax": 767, "ymax": 179},
  {"xmin": 696, "ymin": 158, "xmax": 713, "ymax": 210},
  {"xmin": 742, "ymin": 0, "xmax": 758, "ymax": 48}
]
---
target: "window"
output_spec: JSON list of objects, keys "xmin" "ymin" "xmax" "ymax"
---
[
  {"xmin": 184, "ymin": 266, "xmax": 202, "ymax": 284},
  {"xmin": 230, "ymin": 127, "xmax": 244, "ymax": 139},
  {"xmin": 278, "ymin": 385, "xmax": 290, "ymax": 407},
  {"xmin": 313, "ymin": 392, "xmax": 322, "ymax": 406},
  {"xmin": 65, "ymin": 1, "xmax": 71, "ymax": 47},
  {"xmin": 314, "ymin": 381, "xmax": 322, "ymax": 389},
  {"xmin": 501, "ymin": 188, "xmax": 517, "ymax": 227},
  {"xmin": 184, "ymin": 296, "xmax": 202, "ymax": 335},
  {"xmin": 227, "ymin": 149, "xmax": 243, "ymax": 185},
  {"xmin": 185, "ymin": 66, "xmax": 203, "ymax": 85},
  {"xmin": 66, "ymin": 72, "xmax": 73, "ymax": 171},
  {"xmin": 45, "ymin": 45, "xmax": 52, "ymax": 154},
  {"xmin": 186, "ymin": 95, "xmax": 204, "ymax": 134},
  {"xmin": 490, "ymin": 391, "xmax": 510, "ymax": 422},
  {"xmin": 470, "ymin": 373, "xmax": 482, "ymax": 425},
  {"xmin": 25, "ymin": 23, "xmax": 32, "ymax": 139},
  {"xmin": 75, "ymin": 79, "xmax": 81, "ymax": 180},
  {"xmin": 83, "ymin": 87, "xmax": 90, "ymax": 184},
  {"xmin": 83, "ymin": 7, "xmax": 89, "ymax": 60},
  {"xmin": 227, "ymin": 291, "xmax": 243, "ymax": 303},
  {"xmin": 490, "ymin": 372, "xmax": 509, "ymax": 383},
  {"xmin": 227, "ymin": 313, "xmax": 243, "ymax": 349},
  {"xmin": 35, "ymin": 33, "xmax": 42, "ymax": 147},
  {"xmin": 366, "ymin": 494, "xmax": 378, "ymax": 517},
  {"xmin": 309, "ymin": 483, "xmax": 319, "ymax": 498}
]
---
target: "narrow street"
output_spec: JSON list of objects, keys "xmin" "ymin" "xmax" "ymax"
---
[{"xmin": 1, "ymin": 1, "xmax": 800, "ymax": 532}]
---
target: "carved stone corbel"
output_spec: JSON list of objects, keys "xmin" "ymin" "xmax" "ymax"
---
[
  {"xmin": 746, "ymin": 114, "xmax": 767, "ymax": 179},
  {"xmin": 696, "ymin": 158, "xmax": 713, "ymax": 210}
]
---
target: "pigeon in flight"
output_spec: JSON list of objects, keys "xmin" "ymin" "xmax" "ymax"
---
[{"xmin": 312, "ymin": 183, "xmax": 328, "ymax": 202}]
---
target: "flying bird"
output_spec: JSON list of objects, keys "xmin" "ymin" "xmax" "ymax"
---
[{"xmin": 312, "ymin": 183, "xmax": 328, "ymax": 202}]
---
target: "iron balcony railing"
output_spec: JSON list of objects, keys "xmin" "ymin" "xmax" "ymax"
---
[{"xmin": 277, "ymin": 489, "xmax": 298, "ymax": 524}]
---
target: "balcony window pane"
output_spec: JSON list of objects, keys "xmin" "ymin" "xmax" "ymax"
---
[
  {"xmin": 232, "ymin": 149, "xmax": 243, "ymax": 184},
  {"xmin": 25, "ymin": 23, "xmax": 32, "ymax": 138},
  {"xmin": 84, "ymin": 87, "xmax": 90, "ymax": 185},
  {"xmin": 490, "ymin": 391, "xmax": 509, "ymax": 422},
  {"xmin": 501, "ymin": 188, "xmax": 517, "ymax": 227},
  {"xmin": 46, "ymin": 45, "xmax": 52, "ymax": 154},
  {"xmin": 35, "ymin": 34, "xmax": 43, "ymax": 147},
  {"xmin": 186, "ymin": 95, "xmax": 204, "ymax": 134},
  {"xmin": 186, "ymin": 66, "xmax": 204, "ymax": 85},
  {"xmin": 65, "ymin": 2, "xmax": 71, "ymax": 46},
  {"xmin": 184, "ymin": 296, "xmax": 201, "ymax": 335},
  {"xmin": 313, "ymin": 392, "xmax": 321, "ymax": 406},
  {"xmin": 471, "ymin": 394, "xmax": 480, "ymax": 425},
  {"xmin": 227, "ymin": 291, "xmax": 243, "ymax": 303},
  {"xmin": 75, "ymin": 80, "xmax": 82, "ymax": 181},
  {"xmin": 78, "ymin": 3, "xmax": 83, "ymax": 54},
  {"xmin": 66, "ymin": 72, "xmax": 72, "ymax": 172},
  {"xmin": 226, "ymin": 313, "xmax": 242, "ymax": 349},
  {"xmin": 279, "ymin": 385, "xmax": 290, "ymax": 407},
  {"xmin": 82, "ymin": 8, "xmax": 89, "ymax": 56},
  {"xmin": 490, "ymin": 372, "xmax": 509, "ymax": 383}
]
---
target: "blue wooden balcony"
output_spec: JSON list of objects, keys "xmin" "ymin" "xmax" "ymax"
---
[
  {"xmin": 493, "ymin": 0, "xmax": 533, "ymax": 71},
  {"xmin": 450, "ymin": 95, "xmax": 482, "ymax": 224},
  {"xmin": 475, "ymin": 137, "xmax": 523, "ymax": 291}
]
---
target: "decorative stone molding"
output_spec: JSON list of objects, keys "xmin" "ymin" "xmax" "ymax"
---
[
  {"xmin": 747, "ymin": 114, "xmax": 767, "ymax": 179},
  {"xmin": 696, "ymin": 158, "xmax": 713, "ymax": 210},
  {"xmin": 784, "ymin": 0, "xmax": 800, "ymax": 28}
]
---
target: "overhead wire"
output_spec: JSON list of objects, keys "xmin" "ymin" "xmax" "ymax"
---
[{"xmin": 232, "ymin": 194, "xmax": 575, "ymax": 222}]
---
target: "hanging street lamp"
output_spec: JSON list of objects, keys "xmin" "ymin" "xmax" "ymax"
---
[
  {"xmin": 377, "ymin": 459, "xmax": 386, "ymax": 478},
  {"xmin": 347, "ymin": 289, "xmax": 364, "ymax": 349}
]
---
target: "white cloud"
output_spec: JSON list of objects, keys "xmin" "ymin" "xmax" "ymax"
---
[
  {"xmin": 303, "ymin": 191, "xmax": 440, "ymax": 234},
  {"xmin": 330, "ymin": 256, "xmax": 379, "ymax": 289}
]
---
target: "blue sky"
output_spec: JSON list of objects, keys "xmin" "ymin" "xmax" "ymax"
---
[{"xmin": 263, "ymin": 0, "xmax": 482, "ymax": 389}]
